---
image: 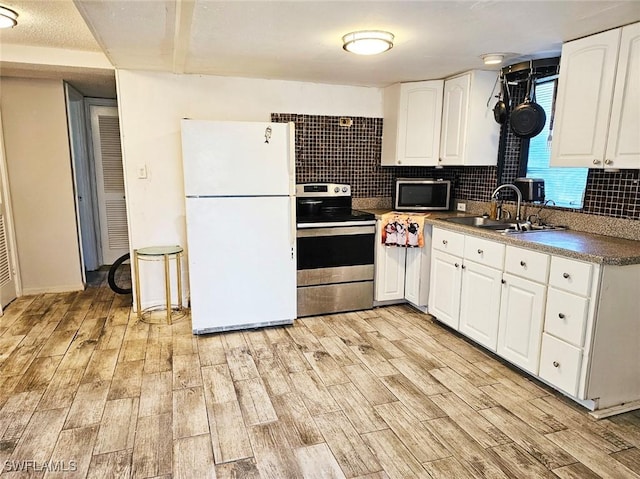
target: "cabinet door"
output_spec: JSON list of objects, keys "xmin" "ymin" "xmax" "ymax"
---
[
  {"xmin": 374, "ymin": 243, "xmax": 406, "ymax": 302},
  {"xmin": 551, "ymin": 28, "xmax": 621, "ymax": 167},
  {"xmin": 458, "ymin": 260, "xmax": 502, "ymax": 351},
  {"xmin": 605, "ymin": 22, "xmax": 640, "ymax": 169},
  {"xmin": 396, "ymin": 81, "xmax": 444, "ymax": 166},
  {"xmin": 428, "ymin": 250, "xmax": 462, "ymax": 330},
  {"xmin": 539, "ymin": 333, "xmax": 582, "ymax": 397},
  {"xmin": 497, "ymin": 273, "xmax": 546, "ymax": 374},
  {"xmin": 440, "ymin": 73, "xmax": 470, "ymax": 165},
  {"xmin": 404, "ymin": 247, "xmax": 425, "ymax": 306}
]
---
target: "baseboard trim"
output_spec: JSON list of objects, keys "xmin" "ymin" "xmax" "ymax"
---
[{"xmin": 21, "ymin": 283, "xmax": 86, "ymax": 295}]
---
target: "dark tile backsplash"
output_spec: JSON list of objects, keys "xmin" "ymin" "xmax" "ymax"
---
[{"xmin": 272, "ymin": 110, "xmax": 639, "ymax": 221}]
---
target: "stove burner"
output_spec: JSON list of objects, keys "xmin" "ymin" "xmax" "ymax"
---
[{"xmin": 296, "ymin": 183, "xmax": 374, "ymax": 225}]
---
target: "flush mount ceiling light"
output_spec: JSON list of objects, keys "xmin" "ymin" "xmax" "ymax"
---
[
  {"xmin": 342, "ymin": 30, "xmax": 394, "ymax": 55},
  {"xmin": 482, "ymin": 53, "xmax": 505, "ymax": 65},
  {"xmin": 0, "ymin": 5, "xmax": 18, "ymax": 29}
]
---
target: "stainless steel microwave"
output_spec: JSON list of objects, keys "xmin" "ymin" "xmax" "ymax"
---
[{"xmin": 393, "ymin": 178, "xmax": 452, "ymax": 211}]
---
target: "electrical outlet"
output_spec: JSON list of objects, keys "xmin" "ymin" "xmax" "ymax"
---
[
  {"xmin": 456, "ymin": 202, "xmax": 466, "ymax": 212},
  {"xmin": 138, "ymin": 164, "xmax": 148, "ymax": 179}
]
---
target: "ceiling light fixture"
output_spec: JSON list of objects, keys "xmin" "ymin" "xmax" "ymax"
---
[
  {"xmin": 482, "ymin": 53, "xmax": 504, "ymax": 65},
  {"xmin": 0, "ymin": 5, "xmax": 18, "ymax": 29},
  {"xmin": 342, "ymin": 30, "xmax": 394, "ymax": 55}
]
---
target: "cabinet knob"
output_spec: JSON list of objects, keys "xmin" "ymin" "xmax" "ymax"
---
[
  {"xmin": 501, "ymin": 279, "xmax": 506, "ymax": 284},
  {"xmin": 562, "ymin": 272, "xmax": 570, "ymax": 279},
  {"xmin": 461, "ymin": 265, "xmax": 466, "ymax": 270},
  {"xmin": 442, "ymin": 240, "xmax": 448, "ymax": 245},
  {"xmin": 520, "ymin": 261, "xmax": 526, "ymax": 267},
  {"xmin": 553, "ymin": 361, "xmax": 560, "ymax": 368},
  {"xmin": 605, "ymin": 159, "xmax": 612, "ymax": 165},
  {"xmin": 593, "ymin": 159, "xmax": 601, "ymax": 165},
  {"xmin": 477, "ymin": 249, "xmax": 483, "ymax": 255},
  {"xmin": 454, "ymin": 262, "xmax": 459, "ymax": 268},
  {"xmin": 558, "ymin": 313, "xmax": 566, "ymax": 319}
]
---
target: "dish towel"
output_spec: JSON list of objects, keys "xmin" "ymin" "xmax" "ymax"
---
[{"xmin": 381, "ymin": 212, "xmax": 430, "ymax": 247}]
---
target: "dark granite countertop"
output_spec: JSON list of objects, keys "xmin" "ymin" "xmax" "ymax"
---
[{"xmin": 365, "ymin": 209, "xmax": 640, "ymax": 266}]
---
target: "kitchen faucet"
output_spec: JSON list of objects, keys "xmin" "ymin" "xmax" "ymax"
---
[{"xmin": 491, "ymin": 184, "xmax": 522, "ymax": 221}]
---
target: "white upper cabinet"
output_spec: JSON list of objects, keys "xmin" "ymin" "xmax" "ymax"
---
[
  {"xmin": 381, "ymin": 80, "xmax": 444, "ymax": 166},
  {"xmin": 440, "ymin": 71, "xmax": 500, "ymax": 166},
  {"xmin": 551, "ymin": 22, "xmax": 640, "ymax": 169},
  {"xmin": 605, "ymin": 22, "xmax": 640, "ymax": 168}
]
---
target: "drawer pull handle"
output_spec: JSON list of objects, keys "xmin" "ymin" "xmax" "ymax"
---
[
  {"xmin": 553, "ymin": 361, "xmax": 560, "ymax": 368},
  {"xmin": 443, "ymin": 240, "xmax": 448, "ymax": 245},
  {"xmin": 520, "ymin": 261, "xmax": 526, "ymax": 267},
  {"xmin": 558, "ymin": 313, "xmax": 566, "ymax": 319},
  {"xmin": 562, "ymin": 272, "xmax": 570, "ymax": 279},
  {"xmin": 477, "ymin": 249, "xmax": 483, "ymax": 254}
]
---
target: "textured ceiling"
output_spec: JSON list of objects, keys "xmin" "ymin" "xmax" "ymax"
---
[
  {"xmin": 0, "ymin": 0, "xmax": 113, "ymax": 97},
  {"xmin": 74, "ymin": 0, "xmax": 640, "ymax": 87},
  {"xmin": 0, "ymin": 0, "xmax": 101, "ymax": 50},
  {"xmin": 1, "ymin": 0, "xmax": 639, "ymax": 97}
]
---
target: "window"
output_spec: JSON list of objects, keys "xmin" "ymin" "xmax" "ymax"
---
[{"xmin": 525, "ymin": 80, "xmax": 588, "ymax": 208}]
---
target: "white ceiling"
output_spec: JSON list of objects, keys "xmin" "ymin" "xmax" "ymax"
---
[{"xmin": 1, "ymin": 1, "xmax": 640, "ymax": 95}]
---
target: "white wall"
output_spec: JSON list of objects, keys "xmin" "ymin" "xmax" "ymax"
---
[
  {"xmin": 115, "ymin": 70, "xmax": 382, "ymax": 307},
  {"xmin": 0, "ymin": 78, "xmax": 84, "ymax": 294}
]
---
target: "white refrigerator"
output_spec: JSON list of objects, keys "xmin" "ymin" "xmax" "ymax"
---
[{"xmin": 181, "ymin": 119, "xmax": 297, "ymax": 334}]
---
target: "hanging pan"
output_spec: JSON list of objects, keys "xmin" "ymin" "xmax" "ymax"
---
[
  {"xmin": 510, "ymin": 72, "xmax": 546, "ymax": 139},
  {"xmin": 493, "ymin": 73, "xmax": 509, "ymax": 124}
]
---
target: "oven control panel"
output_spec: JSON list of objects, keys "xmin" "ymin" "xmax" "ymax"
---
[{"xmin": 296, "ymin": 183, "xmax": 350, "ymax": 197}]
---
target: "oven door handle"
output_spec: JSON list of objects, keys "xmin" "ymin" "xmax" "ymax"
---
[
  {"xmin": 297, "ymin": 220, "xmax": 377, "ymax": 229},
  {"xmin": 296, "ymin": 224, "xmax": 376, "ymax": 237}
]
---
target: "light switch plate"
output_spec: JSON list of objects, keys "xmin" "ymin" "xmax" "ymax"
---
[{"xmin": 138, "ymin": 165, "xmax": 147, "ymax": 179}]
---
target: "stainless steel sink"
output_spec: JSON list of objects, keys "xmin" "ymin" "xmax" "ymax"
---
[
  {"xmin": 444, "ymin": 216, "xmax": 508, "ymax": 227},
  {"xmin": 444, "ymin": 216, "xmax": 565, "ymax": 234}
]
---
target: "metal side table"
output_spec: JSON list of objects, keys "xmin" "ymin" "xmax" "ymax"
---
[{"xmin": 134, "ymin": 245, "xmax": 186, "ymax": 324}]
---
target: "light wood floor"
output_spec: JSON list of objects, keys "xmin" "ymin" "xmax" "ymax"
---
[{"xmin": 1, "ymin": 276, "xmax": 639, "ymax": 479}]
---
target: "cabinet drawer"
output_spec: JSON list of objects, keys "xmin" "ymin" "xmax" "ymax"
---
[
  {"xmin": 505, "ymin": 246, "xmax": 550, "ymax": 283},
  {"xmin": 545, "ymin": 287, "xmax": 589, "ymax": 347},
  {"xmin": 548, "ymin": 256, "xmax": 593, "ymax": 296},
  {"xmin": 432, "ymin": 228, "xmax": 464, "ymax": 256},
  {"xmin": 539, "ymin": 333, "xmax": 582, "ymax": 397},
  {"xmin": 464, "ymin": 235, "xmax": 505, "ymax": 269}
]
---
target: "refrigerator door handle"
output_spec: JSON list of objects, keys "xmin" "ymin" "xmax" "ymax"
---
[
  {"xmin": 287, "ymin": 122, "xmax": 295, "ymax": 195},
  {"xmin": 289, "ymin": 197, "xmax": 296, "ymax": 251}
]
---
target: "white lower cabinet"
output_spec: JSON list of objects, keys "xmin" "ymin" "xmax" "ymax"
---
[
  {"xmin": 429, "ymin": 229, "xmax": 504, "ymax": 350},
  {"xmin": 497, "ymin": 273, "xmax": 546, "ymax": 374},
  {"xmin": 429, "ymin": 227, "xmax": 640, "ymax": 412},
  {"xmin": 428, "ymin": 249, "xmax": 462, "ymax": 328},
  {"xmin": 374, "ymin": 242, "xmax": 406, "ymax": 302},
  {"xmin": 459, "ymin": 260, "xmax": 502, "ymax": 351},
  {"xmin": 539, "ymin": 333, "xmax": 583, "ymax": 397},
  {"xmin": 374, "ymin": 221, "xmax": 432, "ymax": 308}
]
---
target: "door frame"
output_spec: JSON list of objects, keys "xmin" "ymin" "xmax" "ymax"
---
[
  {"xmin": 65, "ymin": 84, "xmax": 99, "ymax": 281},
  {"xmin": 0, "ymin": 106, "xmax": 22, "ymax": 304},
  {"xmin": 66, "ymin": 95, "xmax": 121, "ymax": 274}
]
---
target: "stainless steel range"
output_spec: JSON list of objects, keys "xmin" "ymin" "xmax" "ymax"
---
[{"xmin": 296, "ymin": 183, "xmax": 376, "ymax": 317}]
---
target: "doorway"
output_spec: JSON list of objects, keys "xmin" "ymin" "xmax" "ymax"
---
[{"xmin": 65, "ymin": 86, "xmax": 130, "ymax": 280}]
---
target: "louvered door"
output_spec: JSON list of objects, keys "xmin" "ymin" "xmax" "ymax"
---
[
  {"xmin": 0, "ymin": 109, "xmax": 17, "ymax": 309},
  {"xmin": 90, "ymin": 106, "xmax": 129, "ymax": 265}
]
